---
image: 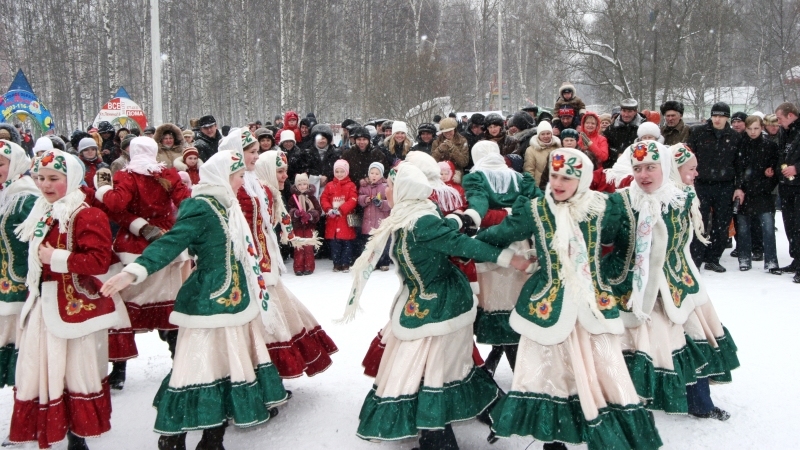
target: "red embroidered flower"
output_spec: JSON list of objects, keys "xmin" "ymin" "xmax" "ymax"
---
[
  {"xmin": 633, "ymin": 143, "xmax": 649, "ymax": 161},
  {"xmin": 281, "ymin": 214, "xmax": 291, "ymax": 225},
  {"xmin": 0, "ymin": 279, "xmax": 11, "ymax": 294},
  {"xmin": 66, "ymin": 299, "xmax": 82, "ymax": 315},
  {"xmin": 405, "ymin": 301, "xmax": 417, "ymax": 315},
  {"xmin": 40, "ymin": 153, "xmax": 55, "ymax": 166},
  {"xmin": 551, "ymin": 154, "xmax": 565, "ymax": 171},
  {"xmin": 597, "ymin": 292, "xmax": 615, "ymax": 310},
  {"xmin": 682, "ymin": 272, "xmax": 695, "ymax": 287}
]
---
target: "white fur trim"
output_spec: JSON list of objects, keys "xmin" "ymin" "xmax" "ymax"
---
[
  {"xmin": 261, "ymin": 271, "xmax": 279, "ymax": 287},
  {"xmin": 168, "ymin": 297, "xmax": 260, "ymax": 329},
  {"xmin": 128, "ymin": 218, "xmax": 148, "ymax": 236},
  {"xmin": 464, "ymin": 208, "xmax": 482, "ymax": 228},
  {"xmin": 0, "ymin": 302, "xmax": 23, "ymax": 315},
  {"xmin": 470, "ymin": 281, "xmax": 480, "ymax": 295},
  {"xmin": 495, "ymin": 248, "xmax": 514, "ymax": 268},
  {"xmin": 445, "ymin": 213, "xmax": 462, "ymax": 229},
  {"xmin": 509, "ymin": 302, "xmax": 578, "ymax": 346},
  {"xmin": 49, "ymin": 249, "xmax": 71, "ymax": 273},
  {"xmin": 94, "ymin": 185, "xmax": 112, "ymax": 203},
  {"xmin": 123, "ymin": 262, "xmax": 149, "ymax": 284},
  {"xmin": 94, "ymin": 262, "xmax": 123, "ymax": 283},
  {"xmin": 40, "ymin": 281, "xmax": 121, "ymax": 339}
]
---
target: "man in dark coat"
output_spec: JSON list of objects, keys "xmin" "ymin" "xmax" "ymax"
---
[
  {"xmin": 410, "ymin": 122, "xmax": 436, "ymax": 154},
  {"xmin": 776, "ymin": 102, "xmax": 800, "ymax": 282},
  {"xmin": 660, "ymin": 101, "xmax": 690, "ymax": 145},
  {"xmin": 687, "ymin": 102, "xmax": 745, "ymax": 272},
  {"xmin": 341, "ymin": 126, "xmax": 388, "ymax": 183},
  {"xmin": 193, "ymin": 115, "xmax": 222, "ymax": 161},
  {"xmin": 604, "ymin": 98, "xmax": 644, "ymax": 168}
]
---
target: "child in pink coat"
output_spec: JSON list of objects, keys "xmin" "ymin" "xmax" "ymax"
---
[{"xmin": 358, "ymin": 162, "xmax": 391, "ymax": 270}]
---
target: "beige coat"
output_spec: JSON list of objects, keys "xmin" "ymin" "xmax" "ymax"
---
[{"xmin": 523, "ymin": 134, "xmax": 562, "ymax": 185}]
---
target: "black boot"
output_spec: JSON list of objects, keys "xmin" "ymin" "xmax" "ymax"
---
[
  {"xmin": 67, "ymin": 432, "xmax": 89, "ymax": 450},
  {"xmin": 482, "ymin": 346, "xmax": 504, "ymax": 376},
  {"xmin": 418, "ymin": 424, "xmax": 458, "ymax": 450},
  {"xmin": 108, "ymin": 361, "xmax": 126, "ymax": 390},
  {"xmin": 543, "ymin": 442, "xmax": 568, "ymax": 450},
  {"xmin": 502, "ymin": 344, "xmax": 518, "ymax": 371},
  {"xmin": 159, "ymin": 329, "xmax": 179, "ymax": 359},
  {"xmin": 157, "ymin": 433, "xmax": 187, "ymax": 450},
  {"xmin": 196, "ymin": 424, "xmax": 226, "ymax": 450}
]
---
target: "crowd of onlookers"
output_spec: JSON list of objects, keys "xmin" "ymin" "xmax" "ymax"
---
[{"xmin": 8, "ymin": 81, "xmax": 800, "ymax": 282}]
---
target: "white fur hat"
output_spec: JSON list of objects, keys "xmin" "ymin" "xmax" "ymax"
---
[
  {"xmin": 392, "ymin": 121, "xmax": 408, "ymax": 135},
  {"xmin": 279, "ymin": 129, "xmax": 296, "ymax": 145},
  {"xmin": 637, "ymin": 121, "xmax": 661, "ymax": 139}
]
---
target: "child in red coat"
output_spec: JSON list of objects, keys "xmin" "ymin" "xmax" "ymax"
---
[
  {"xmin": 289, "ymin": 173, "xmax": 322, "ymax": 275},
  {"xmin": 321, "ymin": 159, "xmax": 358, "ymax": 272}
]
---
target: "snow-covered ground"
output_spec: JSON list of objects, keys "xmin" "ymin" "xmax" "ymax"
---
[{"xmin": 1, "ymin": 214, "xmax": 798, "ymax": 449}]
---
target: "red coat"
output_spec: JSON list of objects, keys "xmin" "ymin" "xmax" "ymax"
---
[
  {"xmin": 35, "ymin": 205, "xmax": 120, "ymax": 337},
  {"xmin": 237, "ymin": 185, "xmax": 273, "ymax": 273},
  {"xmin": 579, "ymin": 112, "xmax": 610, "ymax": 164},
  {"xmin": 279, "ymin": 111, "xmax": 303, "ymax": 143},
  {"xmin": 80, "ymin": 157, "xmax": 106, "ymax": 188},
  {"xmin": 320, "ymin": 176, "xmax": 358, "ymax": 240},
  {"xmin": 98, "ymin": 168, "xmax": 189, "ymax": 260}
]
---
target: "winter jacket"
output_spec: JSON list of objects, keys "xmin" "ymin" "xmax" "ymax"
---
[
  {"xmin": 342, "ymin": 144, "xmax": 389, "ymax": 183},
  {"xmin": 380, "ymin": 136, "xmax": 413, "ymax": 166},
  {"xmin": 320, "ymin": 176, "xmax": 358, "ymax": 240},
  {"xmin": 777, "ymin": 117, "xmax": 800, "ymax": 188},
  {"xmin": 278, "ymin": 111, "xmax": 303, "ymax": 143},
  {"xmin": 358, "ymin": 178, "xmax": 391, "ymax": 234},
  {"xmin": 686, "ymin": 120, "xmax": 744, "ymax": 187},
  {"xmin": 661, "ymin": 119, "xmax": 690, "ymax": 146},
  {"xmin": 603, "ymin": 114, "xmax": 645, "ymax": 169},
  {"xmin": 480, "ymin": 131, "xmax": 518, "ymax": 156},
  {"xmin": 100, "ymin": 134, "xmax": 117, "ymax": 165},
  {"xmin": 410, "ymin": 140, "xmax": 433, "ymax": 154},
  {"xmin": 553, "ymin": 96, "xmax": 587, "ymax": 116},
  {"xmin": 431, "ymin": 133, "xmax": 470, "ymax": 170},
  {"xmin": 288, "ymin": 184, "xmax": 322, "ymax": 233},
  {"xmin": 318, "ymin": 145, "xmax": 342, "ymax": 181},
  {"xmin": 523, "ymin": 135, "xmax": 562, "ymax": 187},
  {"xmin": 739, "ymin": 134, "xmax": 780, "ymax": 215},
  {"xmin": 285, "ymin": 146, "xmax": 321, "ymax": 182},
  {"xmin": 173, "ymin": 156, "xmax": 203, "ymax": 185},
  {"xmin": 154, "ymin": 124, "xmax": 185, "ymax": 168},
  {"xmin": 511, "ymin": 129, "xmax": 537, "ymax": 155},
  {"xmin": 110, "ymin": 153, "xmax": 129, "ymax": 175},
  {"xmin": 194, "ymin": 130, "xmax": 222, "ymax": 162},
  {"xmin": 578, "ymin": 112, "xmax": 609, "ymax": 164},
  {"xmin": 80, "ymin": 156, "xmax": 109, "ymax": 188}
]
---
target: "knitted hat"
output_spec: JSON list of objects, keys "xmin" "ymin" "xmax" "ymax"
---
[
  {"xmin": 417, "ymin": 122, "xmax": 437, "ymax": 135},
  {"xmin": 731, "ymin": 111, "xmax": 748, "ymax": 122},
  {"xmin": 182, "ymin": 129, "xmax": 194, "ymax": 139},
  {"xmin": 549, "ymin": 147, "xmax": 594, "ymax": 193},
  {"xmin": 630, "ymin": 140, "xmax": 662, "ymax": 166},
  {"xmin": 660, "ymin": 101, "xmax": 684, "ymax": 115},
  {"xmin": 32, "ymin": 136, "xmax": 55, "ymax": 154},
  {"xmin": 392, "ymin": 121, "xmax": 408, "ymax": 135},
  {"xmin": 368, "ymin": 161, "xmax": 384, "ymax": 175},
  {"xmin": 536, "ymin": 120, "xmax": 553, "ymax": 134},
  {"xmin": 598, "ymin": 113, "xmax": 612, "ymax": 123},
  {"xmin": 279, "ymin": 129, "xmax": 296, "ymax": 144},
  {"xmin": 438, "ymin": 117, "xmax": 458, "ymax": 133},
  {"xmin": 183, "ymin": 147, "xmax": 199, "ymax": 159},
  {"xmin": 78, "ymin": 137, "xmax": 98, "ymax": 152},
  {"xmin": 710, "ymin": 102, "xmax": 731, "ymax": 117},
  {"xmin": 333, "ymin": 159, "xmax": 350, "ymax": 174},
  {"xmin": 469, "ymin": 113, "xmax": 485, "ymax": 127},
  {"xmin": 637, "ymin": 122, "xmax": 661, "ymax": 139},
  {"xmin": 295, "ymin": 173, "xmax": 309, "ymax": 184},
  {"xmin": 560, "ymin": 128, "xmax": 579, "ymax": 140}
]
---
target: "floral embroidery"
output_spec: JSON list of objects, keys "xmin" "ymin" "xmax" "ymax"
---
[
  {"xmin": 619, "ymin": 293, "xmax": 631, "ymax": 310},
  {"xmin": 681, "ymin": 272, "xmax": 695, "ymax": 287},
  {"xmin": 551, "ymin": 154, "xmax": 565, "ymax": 171},
  {"xmin": 277, "ymin": 152, "xmax": 288, "ymax": 167},
  {"xmin": 403, "ymin": 289, "xmax": 429, "ymax": 319},
  {"xmin": 597, "ymin": 291, "xmax": 616, "ymax": 310},
  {"xmin": 39, "ymin": 152, "xmax": 55, "ymax": 166},
  {"xmin": 217, "ymin": 268, "xmax": 243, "ymax": 307},
  {"xmin": 0, "ymin": 141, "xmax": 10, "ymax": 155},
  {"xmin": 261, "ymin": 290, "xmax": 270, "ymax": 311},
  {"xmin": 64, "ymin": 285, "xmax": 97, "ymax": 316},
  {"xmin": 674, "ymin": 144, "xmax": 693, "ymax": 165},
  {"xmin": 530, "ymin": 298, "xmax": 553, "ymax": 320},
  {"xmin": 671, "ymin": 286, "xmax": 683, "ymax": 307},
  {"xmin": 229, "ymin": 153, "xmax": 244, "ymax": 172}
]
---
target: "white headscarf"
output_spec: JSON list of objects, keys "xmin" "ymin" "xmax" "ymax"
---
[
  {"xmin": 0, "ymin": 140, "xmax": 39, "ymax": 216},
  {"xmin": 471, "ymin": 140, "xmax": 520, "ymax": 194},
  {"xmin": 16, "ymin": 150, "xmax": 87, "ymax": 300},
  {"xmin": 124, "ymin": 136, "xmax": 165, "ymax": 175},
  {"xmin": 669, "ymin": 143, "xmax": 708, "ymax": 244},
  {"xmin": 603, "ymin": 145, "xmax": 634, "ymax": 187},
  {"xmin": 544, "ymin": 147, "xmax": 607, "ymax": 321},
  {"xmin": 627, "ymin": 141, "xmax": 687, "ymax": 321},
  {"xmin": 192, "ymin": 150, "xmax": 266, "ymax": 306},
  {"xmin": 404, "ymin": 151, "xmax": 462, "ymax": 212},
  {"xmin": 340, "ymin": 164, "xmax": 439, "ymax": 323}
]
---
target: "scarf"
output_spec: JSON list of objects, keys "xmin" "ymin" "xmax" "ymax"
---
[
  {"xmin": 124, "ymin": 136, "xmax": 165, "ymax": 175},
  {"xmin": 471, "ymin": 141, "xmax": 520, "ymax": 194},
  {"xmin": 405, "ymin": 151, "xmax": 462, "ymax": 212},
  {"xmin": 668, "ymin": 144, "xmax": 709, "ymax": 244},
  {"xmin": 16, "ymin": 151, "xmax": 86, "ymax": 300},
  {"xmin": 339, "ymin": 164, "xmax": 438, "ymax": 323},
  {"xmin": 0, "ymin": 140, "xmax": 39, "ymax": 217}
]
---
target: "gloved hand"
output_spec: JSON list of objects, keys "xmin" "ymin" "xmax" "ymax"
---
[
  {"xmin": 459, "ymin": 214, "xmax": 478, "ymax": 237},
  {"xmin": 140, "ymin": 224, "xmax": 164, "ymax": 243},
  {"xmin": 300, "ymin": 211, "xmax": 310, "ymax": 224},
  {"xmin": 372, "ymin": 197, "xmax": 382, "ymax": 207},
  {"xmin": 327, "ymin": 208, "xmax": 340, "ymax": 217},
  {"xmin": 95, "ymin": 168, "xmax": 112, "ymax": 189}
]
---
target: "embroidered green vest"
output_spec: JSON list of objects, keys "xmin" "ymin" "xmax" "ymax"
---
[
  {"xmin": 0, "ymin": 195, "xmax": 36, "ymax": 305},
  {"xmin": 462, "ymin": 171, "xmax": 542, "ymax": 218}
]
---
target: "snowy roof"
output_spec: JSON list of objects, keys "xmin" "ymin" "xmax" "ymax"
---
[
  {"xmin": 682, "ymin": 86, "xmax": 757, "ymax": 105},
  {"xmin": 405, "ymin": 96, "xmax": 452, "ymax": 119}
]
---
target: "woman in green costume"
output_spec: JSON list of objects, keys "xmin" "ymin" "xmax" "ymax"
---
[
  {"xmin": 102, "ymin": 150, "xmax": 288, "ymax": 450},
  {"xmin": 0, "ymin": 140, "xmax": 38, "ymax": 387},
  {"xmin": 477, "ymin": 147, "xmax": 662, "ymax": 450},
  {"xmin": 341, "ymin": 163, "xmax": 528, "ymax": 450}
]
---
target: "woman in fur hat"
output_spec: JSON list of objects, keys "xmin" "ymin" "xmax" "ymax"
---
[
  {"xmin": 153, "ymin": 123, "xmax": 185, "ymax": 168},
  {"xmin": 476, "ymin": 147, "xmax": 662, "ymax": 450},
  {"xmin": 11, "ymin": 150, "xmax": 123, "ymax": 449},
  {"xmin": 523, "ymin": 120, "xmax": 562, "ymax": 188},
  {"xmin": 341, "ymin": 163, "xmax": 528, "ymax": 450},
  {"xmin": 93, "ymin": 137, "xmax": 191, "ymax": 390},
  {"xmin": 101, "ymin": 150, "xmax": 288, "ymax": 449},
  {"xmin": 173, "ymin": 146, "xmax": 203, "ymax": 185},
  {"xmin": 380, "ymin": 121, "xmax": 414, "ymax": 166},
  {"xmin": 0, "ymin": 141, "xmax": 40, "ymax": 388},
  {"xmin": 251, "ymin": 149, "xmax": 338, "ymax": 379}
]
